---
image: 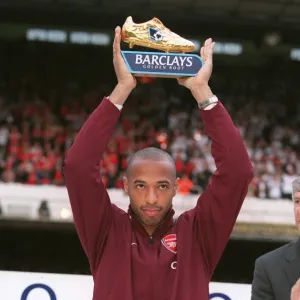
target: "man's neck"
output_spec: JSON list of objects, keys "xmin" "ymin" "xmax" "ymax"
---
[{"xmin": 144, "ymin": 225, "xmax": 156, "ymax": 236}]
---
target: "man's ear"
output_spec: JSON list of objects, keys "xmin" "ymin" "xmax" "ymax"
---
[
  {"xmin": 173, "ymin": 177, "xmax": 180, "ymax": 197},
  {"xmin": 123, "ymin": 176, "xmax": 129, "ymax": 196}
]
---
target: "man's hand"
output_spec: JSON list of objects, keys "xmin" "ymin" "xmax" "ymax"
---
[
  {"xmin": 291, "ymin": 278, "xmax": 300, "ymax": 300},
  {"xmin": 113, "ymin": 26, "xmax": 136, "ymax": 91},
  {"xmin": 177, "ymin": 38, "xmax": 215, "ymax": 104},
  {"xmin": 109, "ymin": 26, "xmax": 136, "ymax": 106},
  {"xmin": 177, "ymin": 38, "xmax": 214, "ymax": 90}
]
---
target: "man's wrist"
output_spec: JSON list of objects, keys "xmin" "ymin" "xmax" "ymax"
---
[
  {"xmin": 108, "ymin": 83, "xmax": 134, "ymax": 106},
  {"xmin": 190, "ymin": 85, "xmax": 214, "ymax": 104}
]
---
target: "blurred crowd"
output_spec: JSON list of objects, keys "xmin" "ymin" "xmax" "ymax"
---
[{"xmin": 0, "ymin": 43, "xmax": 299, "ymax": 199}]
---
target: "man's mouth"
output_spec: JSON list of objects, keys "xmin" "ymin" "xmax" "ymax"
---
[{"xmin": 142, "ymin": 209, "xmax": 161, "ymax": 217}]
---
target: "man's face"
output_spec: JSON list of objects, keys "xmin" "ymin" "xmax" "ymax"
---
[
  {"xmin": 123, "ymin": 159, "xmax": 178, "ymax": 233},
  {"xmin": 294, "ymin": 191, "xmax": 300, "ymax": 230}
]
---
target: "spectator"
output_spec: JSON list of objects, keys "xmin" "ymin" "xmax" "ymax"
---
[
  {"xmin": 38, "ymin": 200, "xmax": 51, "ymax": 220},
  {"xmin": 178, "ymin": 174, "xmax": 194, "ymax": 195}
]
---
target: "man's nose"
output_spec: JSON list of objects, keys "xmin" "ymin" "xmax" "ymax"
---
[
  {"xmin": 296, "ymin": 207, "xmax": 300, "ymax": 216},
  {"xmin": 146, "ymin": 188, "xmax": 158, "ymax": 204}
]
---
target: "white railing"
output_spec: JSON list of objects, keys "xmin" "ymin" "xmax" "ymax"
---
[{"xmin": 0, "ymin": 183, "xmax": 295, "ymax": 225}]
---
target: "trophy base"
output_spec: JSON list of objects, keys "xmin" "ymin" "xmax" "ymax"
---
[{"xmin": 121, "ymin": 51, "xmax": 203, "ymax": 78}]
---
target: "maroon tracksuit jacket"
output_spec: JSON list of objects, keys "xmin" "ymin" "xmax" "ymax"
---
[{"xmin": 64, "ymin": 97, "xmax": 253, "ymax": 300}]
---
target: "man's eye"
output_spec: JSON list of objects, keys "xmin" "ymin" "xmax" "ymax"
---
[
  {"xmin": 136, "ymin": 184, "xmax": 144, "ymax": 189},
  {"xmin": 159, "ymin": 185, "xmax": 168, "ymax": 190}
]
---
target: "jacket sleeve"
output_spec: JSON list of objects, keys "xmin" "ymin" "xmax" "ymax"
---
[
  {"xmin": 63, "ymin": 97, "xmax": 121, "ymax": 274},
  {"xmin": 187, "ymin": 101, "xmax": 253, "ymax": 278},
  {"xmin": 251, "ymin": 258, "xmax": 275, "ymax": 300}
]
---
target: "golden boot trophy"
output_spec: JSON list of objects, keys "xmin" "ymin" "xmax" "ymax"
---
[{"xmin": 121, "ymin": 16, "xmax": 203, "ymax": 78}]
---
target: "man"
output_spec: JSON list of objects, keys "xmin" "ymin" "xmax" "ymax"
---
[
  {"xmin": 251, "ymin": 177, "xmax": 300, "ymax": 300},
  {"xmin": 63, "ymin": 26, "xmax": 253, "ymax": 300}
]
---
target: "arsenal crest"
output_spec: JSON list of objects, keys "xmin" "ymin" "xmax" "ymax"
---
[{"xmin": 161, "ymin": 234, "xmax": 177, "ymax": 254}]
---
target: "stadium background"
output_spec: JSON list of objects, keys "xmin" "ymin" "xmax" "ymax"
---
[{"xmin": 0, "ymin": 0, "xmax": 300, "ymax": 298}]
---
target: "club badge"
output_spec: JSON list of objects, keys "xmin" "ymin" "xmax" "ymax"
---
[{"xmin": 161, "ymin": 234, "xmax": 177, "ymax": 254}]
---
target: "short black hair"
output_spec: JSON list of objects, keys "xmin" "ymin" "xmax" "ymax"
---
[{"xmin": 127, "ymin": 147, "xmax": 176, "ymax": 177}]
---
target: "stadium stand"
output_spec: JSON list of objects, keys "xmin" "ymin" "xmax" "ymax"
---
[{"xmin": 0, "ymin": 43, "xmax": 299, "ymax": 200}]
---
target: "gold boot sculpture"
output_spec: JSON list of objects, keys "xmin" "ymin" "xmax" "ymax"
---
[
  {"xmin": 120, "ymin": 16, "xmax": 203, "ymax": 78},
  {"xmin": 122, "ymin": 16, "xmax": 195, "ymax": 53}
]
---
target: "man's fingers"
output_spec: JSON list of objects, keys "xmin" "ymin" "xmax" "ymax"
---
[
  {"xmin": 204, "ymin": 38, "xmax": 212, "ymax": 47},
  {"xmin": 200, "ymin": 47, "xmax": 205, "ymax": 60},
  {"xmin": 208, "ymin": 42, "xmax": 215, "ymax": 60},
  {"xmin": 291, "ymin": 277, "xmax": 300, "ymax": 300},
  {"xmin": 201, "ymin": 38, "xmax": 213, "ymax": 62},
  {"xmin": 294, "ymin": 278, "xmax": 300, "ymax": 290},
  {"xmin": 113, "ymin": 26, "xmax": 121, "ymax": 57}
]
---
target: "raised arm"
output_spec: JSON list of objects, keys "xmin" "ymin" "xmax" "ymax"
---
[
  {"xmin": 178, "ymin": 38, "xmax": 253, "ymax": 278},
  {"xmin": 194, "ymin": 95, "xmax": 253, "ymax": 277},
  {"xmin": 63, "ymin": 26, "xmax": 136, "ymax": 273}
]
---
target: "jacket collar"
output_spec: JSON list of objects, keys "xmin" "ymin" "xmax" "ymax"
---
[
  {"xmin": 284, "ymin": 237, "xmax": 300, "ymax": 286},
  {"xmin": 285, "ymin": 237, "xmax": 300, "ymax": 262},
  {"xmin": 128, "ymin": 205, "xmax": 175, "ymax": 239}
]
